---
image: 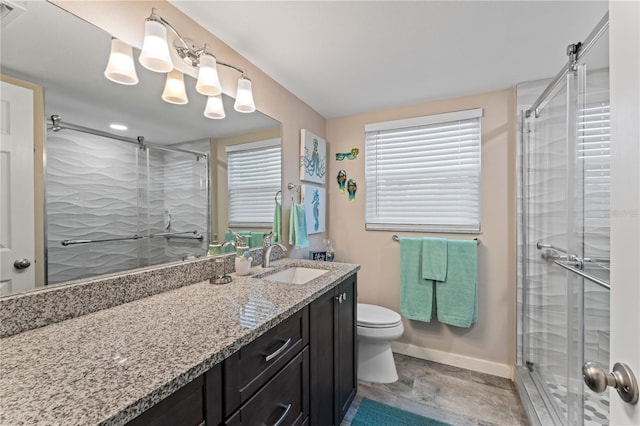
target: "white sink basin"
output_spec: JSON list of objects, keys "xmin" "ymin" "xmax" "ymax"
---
[{"xmin": 263, "ymin": 266, "xmax": 328, "ymax": 284}]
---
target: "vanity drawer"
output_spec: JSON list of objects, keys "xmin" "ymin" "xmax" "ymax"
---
[
  {"xmin": 225, "ymin": 347, "xmax": 309, "ymax": 426},
  {"xmin": 224, "ymin": 306, "xmax": 309, "ymax": 416}
]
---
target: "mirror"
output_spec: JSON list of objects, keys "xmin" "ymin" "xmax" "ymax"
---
[{"xmin": 0, "ymin": 1, "xmax": 281, "ymax": 294}]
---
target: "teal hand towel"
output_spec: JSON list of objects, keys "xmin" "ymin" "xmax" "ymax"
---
[
  {"xmin": 272, "ymin": 202, "xmax": 282, "ymax": 243},
  {"xmin": 289, "ymin": 203, "xmax": 309, "ymax": 248},
  {"xmin": 249, "ymin": 232, "xmax": 265, "ymax": 248},
  {"xmin": 400, "ymin": 238, "xmax": 434, "ymax": 322},
  {"xmin": 422, "ymin": 237, "xmax": 448, "ymax": 281},
  {"xmin": 435, "ymin": 239, "xmax": 478, "ymax": 327}
]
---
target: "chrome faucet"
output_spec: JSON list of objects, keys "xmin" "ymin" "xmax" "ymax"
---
[{"xmin": 262, "ymin": 232, "xmax": 287, "ymax": 268}]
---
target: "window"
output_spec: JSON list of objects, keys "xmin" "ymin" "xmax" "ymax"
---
[
  {"xmin": 365, "ymin": 108, "xmax": 482, "ymax": 233},
  {"xmin": 227, "ymin": 139, "xmax": 281, "ymax": 227},
  {"xmin": 578, "ymin": 102, "xmax": 610, "ymax": 238}
]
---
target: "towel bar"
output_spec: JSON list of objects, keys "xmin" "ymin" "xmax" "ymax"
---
[{"xmin": 391, "ymin": 235, "xmax": 479, "ymax": 245}]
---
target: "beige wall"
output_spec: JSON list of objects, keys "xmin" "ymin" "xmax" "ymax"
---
[
  {"xmin": 53, "ymin": 0, "xmax": 328, "ymax": 258},
  {"xmin": 327, "ymin": 88, "xmax": 517, "ymax": 375}
]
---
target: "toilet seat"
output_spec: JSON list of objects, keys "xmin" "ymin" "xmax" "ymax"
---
[{"xmin": 358, "ymin": 303, "xmax": 402, "ymax": 328}]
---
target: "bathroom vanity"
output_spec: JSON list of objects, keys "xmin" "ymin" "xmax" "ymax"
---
[{"xmin": 0, "ymin": 258, "xmax": 359, "ymax": 425}]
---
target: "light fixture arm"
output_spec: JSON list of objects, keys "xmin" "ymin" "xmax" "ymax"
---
[
  {"xmin": 158, "ymin": 15, "xmax": 191, "ymax": 52},
  {"xmin": 217, "ymin": 60, "xmax": 248, "ymax": 78},
  {"xmin": 152, "ymin": 9, "xmax": 248, "ymax": 77}
]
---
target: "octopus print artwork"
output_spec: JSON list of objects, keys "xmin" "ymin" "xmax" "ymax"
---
[{"xmin": 300, "ymin": 129, "xmax": 327, "ymax": 184}]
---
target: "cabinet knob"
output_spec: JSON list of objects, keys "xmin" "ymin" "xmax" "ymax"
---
[{"xmin": 335, "ymin": 294, "xmax": 343, "ymax": 303}]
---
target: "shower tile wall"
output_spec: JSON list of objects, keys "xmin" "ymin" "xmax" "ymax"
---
[
  {"xmin": 47, "ymin": 133, "xmax": 141, "ymax": 283},
  {"xmin": 46, "ymin": 133, "xmax": 207, "ymax": 284}
]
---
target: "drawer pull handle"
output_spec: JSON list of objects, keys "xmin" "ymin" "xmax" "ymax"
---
[
  {"xmin": 264, "ymin": 338, "xmax": 292, "ymax": 362},
  {"xmin": 271, "ymin": 403, "xmax": 292, "ymax": 426}
]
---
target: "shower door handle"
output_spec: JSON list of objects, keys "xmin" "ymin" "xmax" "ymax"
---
[{"xmin": 583, "ymin": 362, "xmax": 638, "ymax": 404}]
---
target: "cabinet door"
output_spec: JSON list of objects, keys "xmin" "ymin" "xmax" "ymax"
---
[
  {"xmin": 126, "ymin": 376, "xmax": 205, "ymax": 426},
  {"xmin": 336, "ymin": 276, "xmax": 357, "ymax": 424},
  {"xmin": 309, "ymin": 288, "xmax": 336, "ymax": 426}
]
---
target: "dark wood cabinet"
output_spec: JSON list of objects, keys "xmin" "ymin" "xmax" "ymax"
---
[
  {"xmin": 224, "ymin": 307, "xmax": 309, "ymax": 417},
  {"xmin": 125, "ymin": 274, "xmax": 357, "ymax": 426},
  {"xmin": 309, "ymin": 275, "xmax": 357, "ymax": 426},
  {"xmin": 225, "ymin": 348, "xmax": 309, "ymax": 426},
  {"xmin": 126, "ymin": 363, "xmax": 222, "ymax": 426}
]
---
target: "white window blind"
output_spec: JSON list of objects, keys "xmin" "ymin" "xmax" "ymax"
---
[
  {"xmin": 578, "ymin": 102, "xmax": 610, "ymax": 235},
  {"xmin": 227, "ymin": 139, "xmax": 281, "ymax": 227},
  {"xmin": 365, "ymin": 108, "xmax": 482, "ymax": 233}
]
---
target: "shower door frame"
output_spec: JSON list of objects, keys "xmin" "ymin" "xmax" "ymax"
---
[{"xmin": 517, "ymin": 13, "xmax": 610, "ymax": 426}]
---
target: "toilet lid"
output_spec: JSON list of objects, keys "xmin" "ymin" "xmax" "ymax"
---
[{"xmin": 357, "ymin": 303, "xmax": 402, "ymax": 328}]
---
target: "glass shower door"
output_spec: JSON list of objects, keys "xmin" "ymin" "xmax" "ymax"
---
[
  {"xmin": 523, "ymin": 21, "xmax": 610, "ymax": 425},
  {"xmin": 523, "ymin": 74, "xmax": 574, "ymax": 423}
]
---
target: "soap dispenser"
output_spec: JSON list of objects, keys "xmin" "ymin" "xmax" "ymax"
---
[{"xmin": 324, "ymin": 239, "xmax": 335, "ymax": 262}]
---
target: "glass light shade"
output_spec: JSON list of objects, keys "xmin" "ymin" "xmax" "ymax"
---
[
  {"xmin": 139, "ymin": 18, "xmax": 173, "ymax": 73},
  {"xmin": 204, "ymin": 95, "xmax": 225, "ymax": 119},
  {"xmin": 234, "ymin": 77, "xmax": 256, "ymax": 113},
  {"xmin": 162, "ymin": 69, "xmax": 188, "ymax": 105},
  {"xmin": 104, "ymin": 39, "xmax": 139, "ymax": 85},
  {"xmin": 196, "ymin": 53, "xmax": 222, "ymax": 96}
]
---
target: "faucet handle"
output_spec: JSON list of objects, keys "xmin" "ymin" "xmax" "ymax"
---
[{"xmin": 263, "ymin": 232, "xmax": 274, "ymax": 246}]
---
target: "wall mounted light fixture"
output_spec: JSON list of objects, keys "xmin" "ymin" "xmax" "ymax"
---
[{"xmin": 104, "ymin": 7, "xmax": 255, "ymax": 118}]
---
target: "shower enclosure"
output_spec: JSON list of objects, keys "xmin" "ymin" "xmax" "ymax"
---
[
  {"xmin": 45, "ymin": 120, "xmax": 209, "ymax": 284},
  {"xmin": 517, "ymin": 14, "xmax": 611, "ymax": 426}
]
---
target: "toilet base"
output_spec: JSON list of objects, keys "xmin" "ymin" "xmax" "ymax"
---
[{"xmin": 357, "ymin": 339, "xmax": 399, "ymax": 383}]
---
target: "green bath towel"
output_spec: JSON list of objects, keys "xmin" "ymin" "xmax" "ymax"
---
[
  {"xmin": 400, "ymin": 238, "xmax": 434, "ymax": 322},
  {"xmin": 435, "ymin": 239, "xmax": 478, "ymax": 327},
  {"xmin": 272, "ymin": 202, "xmax": 282, "ymax": 243},
  {"xmin": 289, "ymin": 202, "xmax": 309, "ymax": 248},
  {"xmin": 422, "ymin": 237, "xmax": 448, "ymax": 281}
]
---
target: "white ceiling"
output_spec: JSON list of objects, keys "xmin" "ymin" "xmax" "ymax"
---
[{"xmin": 170, "ymin": 0, "xmax": 608, "ymax": 119}]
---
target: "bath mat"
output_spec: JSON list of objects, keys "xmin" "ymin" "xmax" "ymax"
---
[{"xmin": 352, "ymin": 398, "xmax": 452, "ymax": 426}]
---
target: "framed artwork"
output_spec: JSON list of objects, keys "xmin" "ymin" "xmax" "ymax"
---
[
  {"xmin": 301, "ymin": 184, "xmax": 326, "ymax": 234},
  {"xmin": 300, "ymin": 129, "xmax": 327, "ymax": 184},
  {"xmin": 309, "ymin": 250, "xmax": 327, "ymax": 261}
]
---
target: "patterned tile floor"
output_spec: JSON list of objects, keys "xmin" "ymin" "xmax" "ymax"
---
[
  {"xmin": 341, "ymin": 353, "xmax": 530, "ymax": 426},
  {"xmin": 546, "ymin": 381, "xmax": 609, "ymax": 425}
]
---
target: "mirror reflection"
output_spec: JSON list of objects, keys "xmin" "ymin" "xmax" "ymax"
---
[{"xmin": 0, "ymin": 1, "xmax": 281, "ymax": 294}]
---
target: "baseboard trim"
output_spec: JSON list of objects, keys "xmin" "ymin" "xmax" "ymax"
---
[{"xmin": 391, "ymin": 342, "xmax": 513, "ymax": 379}]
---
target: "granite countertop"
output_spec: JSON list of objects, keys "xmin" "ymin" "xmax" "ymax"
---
[{"xmin": 0, "ymin": 259, "xmax": 359, "ymax": 426}]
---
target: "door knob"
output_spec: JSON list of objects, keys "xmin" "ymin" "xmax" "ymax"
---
[
  {"xmin": 13, "ymin": 258, "xmax": 31, "ymax": 270},
  {"xmin": 583, "ymin": 362, "xmax": 639, "ymax": 404}
]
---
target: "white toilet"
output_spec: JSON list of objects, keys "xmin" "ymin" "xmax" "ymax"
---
[{"xmin": 357, "ymin": 303, "xmax": 404, "ymax": 383}]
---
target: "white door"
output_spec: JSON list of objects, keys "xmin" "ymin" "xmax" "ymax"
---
[
  {"xmin": 0, "ymin": 80, "xmax": 35, "ymax": 294},
  {"xmin": 609, "ymin": 1, "xmax": 639, "ymax": 424}
]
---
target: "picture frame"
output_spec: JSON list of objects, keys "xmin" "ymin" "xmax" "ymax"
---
[
  {"xmin": 309, "ymin": 250, "xmax": 327, "ymax": 261},
  {"xmin": 301, "ymin": 184, "xmax": 326, "ymax": 234},
  {"xmin": 300, "ymin": 129, "xmax": 327, "ymax": 184}
]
